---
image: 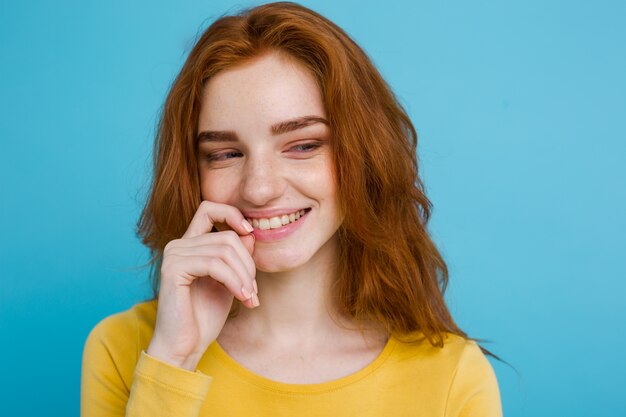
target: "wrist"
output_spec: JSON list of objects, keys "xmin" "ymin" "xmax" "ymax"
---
[{"xmin": 146, "ymin": 342, "xmax": 203, "ymax": 372}]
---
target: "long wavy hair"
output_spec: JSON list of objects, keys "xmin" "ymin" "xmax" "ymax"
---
[{"xmin": 138, "ymin": 1, "xmax": 468, "ymax": 347}]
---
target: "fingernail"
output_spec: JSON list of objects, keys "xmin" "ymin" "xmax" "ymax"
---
[
  {"xmin": 251, "ymin": 292, "xmax": 260, "ymax": 307},
  {"xmin": 242, "ymin": 219, "xmax": 254, "ymax": 233},
  {"xmin": 252, "ymin": 279, "xmax": 258, "ymax": 294},
  {"xmin": 241, "ymin": 286, "xmax": 253, "ymax": 300}
]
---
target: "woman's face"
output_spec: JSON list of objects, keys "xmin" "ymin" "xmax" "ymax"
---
[{"xmin": 197, "ymin": 52, "xmax": 342, "ymax": 272}]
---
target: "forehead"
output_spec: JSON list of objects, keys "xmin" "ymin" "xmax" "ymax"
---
[{"xmin": 198, "ymin": 52, "xmax": 326, "ymax": 131}]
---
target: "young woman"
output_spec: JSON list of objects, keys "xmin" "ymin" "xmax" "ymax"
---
[{"xmin": 81, "ymin": 2, "xmax": 501, "ymax": 416}]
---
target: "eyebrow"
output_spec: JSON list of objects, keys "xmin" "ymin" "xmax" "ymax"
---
[{"xmin": 196, "ymin": 115, "xmax": 329, "ymax": 144}]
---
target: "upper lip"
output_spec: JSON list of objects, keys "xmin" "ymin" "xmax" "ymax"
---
[{"xmin": 241, "ymin": 207, "xmax": 309, "ymax": 219}]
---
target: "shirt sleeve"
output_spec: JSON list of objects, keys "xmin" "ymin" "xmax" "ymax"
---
[
  {"xmin": 126, "ymin": 351, "xmax": 212, "ymax": 415},
  {"xmin": 444, "ymin": 341, "xmax": 503, "ymax": 417},
  {"xmin": 81, "ymin": 311, "xmax": 212, "ymax": 417}
]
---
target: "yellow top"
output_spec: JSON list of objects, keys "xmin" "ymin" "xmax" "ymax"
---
[{"xmin": 81, "ymin": 301, "xmax": 501, "ymax": 417}]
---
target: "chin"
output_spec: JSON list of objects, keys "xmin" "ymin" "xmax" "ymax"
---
[
  {"xmin": 252, "ymin": 234, "xmax": 339, "ymax": 273},
  {"xmin": 252, "ymin": 251, "xmax": 308, "ymax": 273}
]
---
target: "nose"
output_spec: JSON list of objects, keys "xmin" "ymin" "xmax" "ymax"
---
[{"xmin": 239, "ymin": 152, "xmax": 286, "ymax": 206}]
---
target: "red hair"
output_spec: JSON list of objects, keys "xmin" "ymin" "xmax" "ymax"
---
[{"xmin": 138, "ymin": 2, "xmax": 468, "ymax": 347}]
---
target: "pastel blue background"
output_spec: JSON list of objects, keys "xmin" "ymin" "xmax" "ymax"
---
[{"xmin": 1, "ymin": 0, "xmax": 624, "ymax": 415}]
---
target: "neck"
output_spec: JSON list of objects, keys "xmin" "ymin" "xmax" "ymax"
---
[
  {"xmin": 255, "ymin": 260, "xmax": 342, "ymax": 336},
  {"xmin": 228, "ymin": 236, "xmax": 360, "ymax": 346},
  {"xmin": 221, "ymin": 236, "xmax": 389, "ymax": 353}
]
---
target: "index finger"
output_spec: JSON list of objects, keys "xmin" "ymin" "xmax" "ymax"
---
[{"xmin": 182, "ymin": 201, "xmax": 254, "ymax": 239}]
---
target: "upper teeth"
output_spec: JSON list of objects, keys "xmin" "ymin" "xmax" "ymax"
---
[{"xmin": 247, "ymin": 209, "xmax": 307, "ymax": 230}]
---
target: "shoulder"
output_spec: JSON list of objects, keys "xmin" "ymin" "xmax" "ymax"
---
[
  {"xmin": 82, "ymin": 300, "xmax": 158, "ymax": 383},
  {"xmin": 85, "ymin": 300, "xmax": 158, "ymax": 352},
  {"xmin": 391, "ymin": 332, "xmax": 498, "ymax": 383},
  {"xmin": 391, "ymin": 332, "xmax": 485, "ymax": 365},
  {"xmin": 81, "ymin": 301, "xmax": 159, "ymax": 408},
  {"xmin": 388, "ymin": 333, "xmax": 502, "ymax": 417}
]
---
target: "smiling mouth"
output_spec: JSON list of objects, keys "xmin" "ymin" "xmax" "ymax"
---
[{"xmin": 246, "ymin": 208, "xmax": 311, "ymax": 230}]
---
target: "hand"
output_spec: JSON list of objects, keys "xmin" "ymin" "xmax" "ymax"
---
[{"xmin": 146, "ymin": 201, "xmax": 258, "ymax": 371}]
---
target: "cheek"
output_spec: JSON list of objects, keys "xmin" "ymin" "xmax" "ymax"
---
[
  {"xmin": 300, "ymin": 156, "xmax": 337, "ymax": 191},
  {"xmin": 200, "ymin": 172, "xmax": 239, "ymax": 203},
  {"xmin": 315, "ymin": 165, "xmax": 338, "ymax": 203},
  {"xmin": 298, "ymin": 162, "xmax": 341, "ymax": 220}
]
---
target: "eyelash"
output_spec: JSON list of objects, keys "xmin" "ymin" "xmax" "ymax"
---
[
  {"xmin": 205, "ymin": 150, "xmax": 243, "ymax": 162},
  {"xmin": 289, "ymin": 142, "xmax": 322, "ymax": 153},
  {"xmin": 203, "ymin": 141, "xmax": 322, "ymax": 163}
]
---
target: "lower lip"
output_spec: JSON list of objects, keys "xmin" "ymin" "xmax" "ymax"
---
[{"xmin": 252, "ymin": 211, "xmax": 309, "ymax": 242}]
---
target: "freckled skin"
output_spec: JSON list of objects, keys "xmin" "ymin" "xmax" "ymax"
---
[{"xmin": 197, "ymin": 52, "xmax": 343, "ymax": 273}]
